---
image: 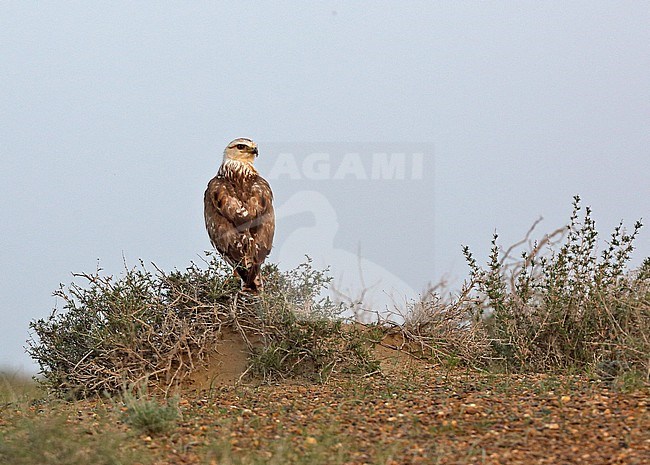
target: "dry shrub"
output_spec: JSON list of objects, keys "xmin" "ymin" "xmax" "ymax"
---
[
  {"xmin": 393, "ymin": 196, "xmax": 648, "ymax": 381},
  {"xmin": 398, "ymin": 283, "xmax": 491, "ymax": 368},
  {"xmin": 28, "ymin": 255, "xmax": 377, "ymax": 397},
  {"xmin": 228, "ymin": 262, "xmax": 378, "ymax": 382},
  {"xmin": 28, "ymin": 196, "xmax": 647, "ymax": 393}
]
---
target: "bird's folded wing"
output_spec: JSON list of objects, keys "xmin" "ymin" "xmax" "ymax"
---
[{"xmin": 208, "ymin": 182, "xmax": 251, "ymax": 226}]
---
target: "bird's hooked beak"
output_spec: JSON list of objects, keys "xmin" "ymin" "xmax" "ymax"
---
[{"xmin": 253, "ymin": 146, "xmax": 259, "ymax": 157}]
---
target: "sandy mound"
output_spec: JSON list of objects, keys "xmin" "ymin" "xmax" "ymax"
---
[
  {"xmin": 183, "ymin": 328, "xmax": 425, "ymax": 391},
  {"xmin": 183, "ymin": 329, "xmax": 252, "ymax": 391}
]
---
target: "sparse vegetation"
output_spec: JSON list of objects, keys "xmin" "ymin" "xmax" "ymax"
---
[
  {"xmin": 2, "ymin": 369, "xmax": 647, "ymax": 464},
  {"xmin": 0, "ymin": 389, "xmax": 146, "ymax": 465},
  {"xmin": 120, "ymin": 384, "xmax": 180, "ymax": 435},
  {"xmin": 27, "ymin": 196, "xmax": 648, "ymax": 397},
  {"xmin": 462, "ymin": 196, "xmax": 648, "ymax": 380},
  {"xmin": 0, "ymin": 371, "xmax": 42, "ymax": 407},
  {"xmin": 11, "ymin": 196, "xmax": 649, "ymax": 463},
  {"xmin": 398, "ymin": 284, "xmax": 491, "ymax": 369},
  {"xmin": 28, "ymin": 256, "xmax": 377, "ymax": 397},
  {"xmin": 373, "ymin": 196, "xmax": 649, "ymax": 385}
]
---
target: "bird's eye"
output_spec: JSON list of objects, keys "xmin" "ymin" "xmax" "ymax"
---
[{"xmin": 236, "ymin": 144, "xmax": 247, "ymax": 150}]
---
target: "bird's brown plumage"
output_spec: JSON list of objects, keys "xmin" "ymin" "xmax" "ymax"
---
[{"xmin": 204, "ymin": 138, "xmax": 275, "ymax": 293}]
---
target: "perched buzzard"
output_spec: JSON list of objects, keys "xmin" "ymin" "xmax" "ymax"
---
[{"xmin": 204, "ymin": 138, "xmax": 275, "ymax": 293}]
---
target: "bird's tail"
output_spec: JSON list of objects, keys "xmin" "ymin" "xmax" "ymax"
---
[{"xmin": 235, "ymin": 264, "xmax": 263, "ymax": 294}]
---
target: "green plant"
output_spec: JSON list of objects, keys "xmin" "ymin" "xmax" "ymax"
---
[
  {"xmin": 463, "ymin": 196, "xmax": 649, "ymax": 379},
  {"xmin": 120, "ymin": 384, "xmax": 179, "ymax": 435},
  {"xmin": 246, "ymin": 262, "xmax": 379, "ymax": 381}
]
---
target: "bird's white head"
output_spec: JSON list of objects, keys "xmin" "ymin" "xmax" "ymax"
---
[
  {"xmin": 219, "ymin": 137, "xmax": 260, "ymax": 178},
  {"xmin": 223, "ymin": 138, "xmax": 259, "ymax": 164}
]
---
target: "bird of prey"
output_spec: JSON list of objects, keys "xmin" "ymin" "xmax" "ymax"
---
[{"xmin": 204, "ymin": 138, "xmax": 275, "ymax": 293}]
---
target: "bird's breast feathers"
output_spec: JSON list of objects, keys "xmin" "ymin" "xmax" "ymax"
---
[{"xmin": 204, "ymin": 159, "xmax": 274, "ymax": 238}]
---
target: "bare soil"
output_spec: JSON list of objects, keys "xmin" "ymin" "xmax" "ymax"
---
[
  {"xmin": 2, "ymin": 337, "xmax": 649, "ymax": 465},
  {"xmin": 145, "ymin": 336, "xmax": 650, "ymax": 463}
]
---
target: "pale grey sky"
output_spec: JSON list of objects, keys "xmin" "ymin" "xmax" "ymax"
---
[{"xmin": 1, "ymin": 2, "xmax": 648, "ymax": 372}]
